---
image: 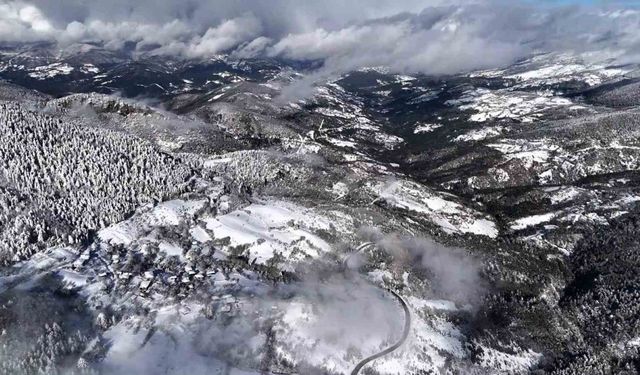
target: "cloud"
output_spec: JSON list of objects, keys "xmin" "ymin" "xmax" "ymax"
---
[
  {"xmin": 231, "ymin": 36, "xmax": 272, "ymax": 59},
  {"xmin": 149, "ymin": 14, "xmax": 263, "ymax": 58},
  {"xmin": 377, "ymin": 234, "xmax": 487, "ymax": 305},
  {"xmin": 1, "ymin": 0, "xmax": 640, "ymax": 97},
  {"xmin": 0, "ymin": 0, "xmax": 442, "ymax": 48},
  {"xmin": 0, "ymin": 2, "xmax": 53, "ymax": 42},
  {"xmin": 272, "ymin": 4, "xmax": 640, "ymax": 98},
  {"xmin": 94, "ymin": 274, "xmax": 405, "ymax": 375},
  {"xmin": 269, "ymin": 6, "xmax": 528, "ymax": 99}
]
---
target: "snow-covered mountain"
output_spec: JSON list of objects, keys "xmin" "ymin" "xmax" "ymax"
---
[{"xmin": 1, "ymin": 42, "xmax": 640, "ymax": 375}]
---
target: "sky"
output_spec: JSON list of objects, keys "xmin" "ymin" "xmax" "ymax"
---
[
  {"xmin": 1, "ymin": 0, "xmax": 639, "ymax": 83},
  {"xmin": 533, "ymin": 0, "xmax": 640, "ymax": 4}
]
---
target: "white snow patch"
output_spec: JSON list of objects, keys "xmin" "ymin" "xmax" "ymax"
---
[
  {"xmin": 476, "ymin": 345, "xmax": 542, "ymax": 373},
  {"xmin": 546, "ymin": 186, "xmax": 583, "ymax": 205},
  {"xmin": 58, "ymin": 269, "xmax": 89, "ymax": 287},
  {"xmin": 80, "ymin": 64, "xmax": 100, "ymax": 74},
  {"xmin": 507, "ymin": 62, "xmax": 627, "ymax": 87},
  {"xmin": 202, "ymin": 201, "xmax": 332, "ymax": 264},
  {"xmin": 414, "ymin": 123, "xmax": 443, "ymax": 134},
  {"xmin": 455, "ymin": 126, "xmax": 504, "ymax": 142},
  {"xmin": 190, "ymin": 226, "xmax": 212, "ymax": 242},
  {"xmin": 275, "ymin": 281, "xmax": 403, "ymax": 375},
  {"xmin": 372, "ymin": 180, "xmax": 498, "ymax": 238},
  {"xmin": 511, "ymin": 213, "xmax": 556, "ymax": 230},
  {"xmin": 29, "ymin": 63, "xmax": 74, "ymax": 79},
  {"xmin": 327, "ymin": 138, "xmax": 358, "ymax": 148},
  {"xmin": 330, "ymin": 181, "xmax": 349, "ymax": 199},
  {"xmin": 99, "ymin": 200, "xmax": 206, "ymax": 245},
  {"xmin": 628, "ymin": 337, "xmax": 640, "ymax": 347},
  {"xmin": 447, "ymin": 88, "xmax": 573, "ymax": 123},
  {"xmin": 159, "ymin": 241, "xmax": 184, "ymax": 259}
]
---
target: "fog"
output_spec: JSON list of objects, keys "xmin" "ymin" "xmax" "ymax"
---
[
  {"xmin": 0, "ymin": 226, "xmax": 486, "ymax": 374},
  {"xmin": 96, "ymin": 273, "xmax": 405, "ymax": 375},
  {"xmin": 377, "ymin": 233, "xmax": 486, "ymax": 305}
]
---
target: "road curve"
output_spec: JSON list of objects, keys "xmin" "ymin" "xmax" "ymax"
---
[
  {"xmin": 343, "ymin": 242, "xmax": 376, "ymax": 270},
  {"xmin": 344, "ymin": 242, "xmax": 412, "ymax": 374},
  {"xmin": 350, "ymin": 288, "xmax": 411, "ymax": 375}
]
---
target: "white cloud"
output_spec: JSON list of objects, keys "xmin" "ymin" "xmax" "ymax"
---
[
  {"xmin": 18, "ymin": 4, "xmax": 51, "ymax": 33},
  {"xmin": 0, "ymin": 1, "xmax": 52, "ymax": 42},
  {"xmin": 232, "ymin": 36, "xmax": 272, "ymax": 59},
  {"xmin": 184, "ymin": 14, "xmax": 262, "ymax": 58},
  {"xmin": 0, "ymin": 0, "xmax": 639, "ymax": 89}
]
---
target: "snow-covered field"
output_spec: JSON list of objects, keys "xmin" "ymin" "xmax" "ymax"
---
[
  {"xmin": 28, "ymin": 63, "xmax": 74, "ymax": 79},
  {"xmin": 447, "ymin": 88, "xmax": 578, "ymax": 123},
  {"xmin": 370, "ymin": 179, "xmax": 498, "ymax": 238},
  {"xmin": 99, "ymin": 199, "xmax": 207, "ymax": 246},
  {"xmin": 202, "ymin": 201, "xmax": 333, "ymax": 264}
]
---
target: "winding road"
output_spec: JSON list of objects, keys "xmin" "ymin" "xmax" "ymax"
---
[
  {"xmin": 345, "ymin": 243, "xmax": 412, "ymax": 375},
  {"xmin": 350, "ymin": 288, "xmax": 411, "ymax": 375}
]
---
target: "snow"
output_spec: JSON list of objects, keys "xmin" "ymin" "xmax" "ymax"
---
[
  {"xmin": 99, "ymin": 199, "xmax": 206, "ymax": 245},
  {"xmin": 615, "ymin": 195, "xmax": 640, "ymax": 205},
  {"xmin": 447, "ymin": 88, "xmax": 574, "ymax": 123},
  {"xmin": 455, "ymin": 126, "xmax": 504, "ymax": 142},
  {"xmin": 470, "ymin": 53, "xmax": 628, "ymax": 87},
  {"xmin": 327, "ymin": 138, "xmax": 358, "ymax": 148},
  {"xmin": 511, "ymin": 213, "xmax": 556, "ymax": 230},
  {"xmin": 509, "ymin": 150, "xmax": 550, "ymax": 164},
  {"xmin": 407, "ymin": 90, "xmax": 441, "ymax": 104},
  {"xmin": 203, "ymin": 157, "xmax": 234, "ymax": 167},
  {"xmin": 509, "ymin": 64, "xmax": 587, "ymax": 81},
  {"xmin": 156, "ymin": 139, "xmax": 183, "ymax": 151},
  {"xmin": 381, "ymin": 297, "xmax": 467, "ymax": 373},
  {"xmin": 20, "ymin": 247, "xmax": 77, "ymax": 271},
  {"xmin": 563, "ymin": 212, "xmax": 609, "ymax": 226},
  {"xmin": 506, "ymin": 62, "xmax": 627, "ymax": 87},
  {"xmin": 58, "ymin": 269, "xmax": 89, "ymax": 287},
  {"xmin": 395, "ymin": 74, "xmax": 417, "ymax": 84},
  {"xmin": 539, "ymin": 169, "xmax": 554, "ymax": 184},
  {"xmin": 488, "ymin": 140, "xmax": 561, "ymax": 167},
  {"xmin": 462, "ymin": 218, "xmax": 500, "ymax": 238},
  {"xmin": 190, "ymin": 226, "xmax": 212, "ymax": 242},
  {"xmin": 481, "ymin": 136, "xmax": 640, "ymax": 188},
  {"xmin": 359, "ymin": 66, "xmax": 390, "ymax": 74},
  {"xmin": 372, "ymin": 179, "xmax": 498, "ymax": 238},
  {"xmin": 546, "ymin": 186, "xmax": 584, "ymax": 205},
  {"xmin": 372, "ymin": 132, "xmax": 404, "ymax": 149},
  {"xmin": 375, "ymin": 90, "xmax": 392, "ymax": 97},
  {"xmin": 202, "ymin": 200, "xmax": 332, "ymax": 264},
  {"xmin": 100, "ymin": 310, "xmax": 240, "ymax": 375},
  {"xmin": 330, "ymin": 181, "xmax": 349, "ymax": 199},
  {"xmin": 414, "ymin": 123, "xmax": 442, "ymax": 134},
  {"xmin": 315, "ymin": 106, "xmax": 358, "ymax": 120},
  {"xmin": 275, "ymin": 280, "xmax": 403, "ymax": 375},
  {"xmin": 408, "ymin": 297, "xmax": 458, "ymax": 311},
  {"xmin": 28, "ymin": 63, "xmax": 74, "ymax": 79},
  {"xmin": 159, "ymin": 241, "xmax": 184, "ymax": 259},
  {"xmin": 368, "ymin": 269, "xmax": 394, "ymax": 284},
  {"xmin": 476, "ymin": 345, "xmax": 542, "ymax": 373},
  {"xmin": 628, "ymin": 337, "xmax": 640, "ymax": 347},
  {"xmin": 80, "ymin": 64, "xmax": 100, "ymax": 74}
]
